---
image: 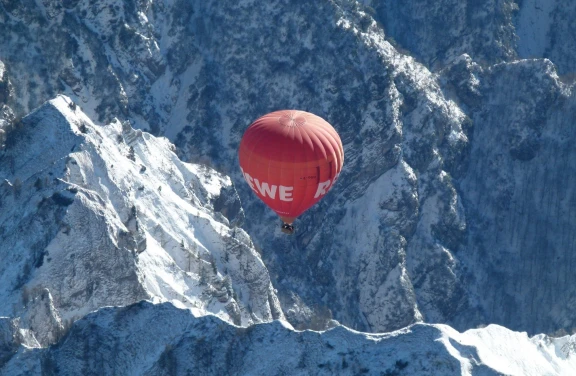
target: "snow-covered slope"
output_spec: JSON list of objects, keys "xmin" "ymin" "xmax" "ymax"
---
[
  {"xmin": 0, "ymin": 0, "xmax": 471, "ymax": 334},
  {"xmin": 516, "ymin": 0, "xmax": 576, "ymax": 76},
  {"xmin": 1, "ymin": 1, "xmax": 576, "ymax": 373},
  {"xmin": 0, "ymin": 96, "xmax": 282, "ymax": 348},
  {"xmin": 3, "ymin": 301, "xmax": 576, "ymax": 376},
  {"xmin": 5, "ymin": 95, "xmax": 574, "ymax": 376}
]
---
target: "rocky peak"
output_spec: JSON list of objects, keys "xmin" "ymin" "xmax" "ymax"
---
[{"xmin": 0, "ymin": 95, "xmax": 282, "ymax": 349}]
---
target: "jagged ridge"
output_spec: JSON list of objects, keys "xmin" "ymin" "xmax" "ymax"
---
[
  {"xmin": 0, "ymin": 96, "xmax": 282, "ymax": 349},
  {"xmin": 3, "ymin": 301, "xmax": 576, "ymax": 376}
]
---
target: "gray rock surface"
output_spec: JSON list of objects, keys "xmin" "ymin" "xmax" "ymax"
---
[
  {"xmin": 451, "ymin": 58, "xmax": 576, "ymax": 334},
  {"xmin": 366, "ymin": 0, "xmax": 518, "ymax": 67},
  {"xmin": 516, "ymin": 0, "xmax": 576, "ymax": 76},
  {"xmin": 0, "ymin": 0, "xmax": 575, "ymax": 356},
  {"xmin": 0, "ymin": 96, "xmax": 282, "ymax": 350}
]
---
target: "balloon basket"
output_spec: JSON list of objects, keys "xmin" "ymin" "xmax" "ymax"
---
[{"xmin": 281, "ymin": 223, "xmax": 295, "ymax": 235}]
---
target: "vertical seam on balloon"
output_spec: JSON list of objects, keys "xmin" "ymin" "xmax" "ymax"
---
[
  {"xmin": 266, "ymin": 137, "xmax": 273, "ymax": 213},
  {"xmin": 314, "ymin": 125, "xmax": 343, "ymax": 171},
  {"xmin": 272, "ymin": 112, "xmax": 291, "ymax": 217},
  {"xmin": 287, "ymin": 116, "xmax": 302, "ymax": 217},
  {"xmin": 315, "ymin": 120, "xmax": 341, "ymax": 147},
  {"xmin": 292, "ymin": 124, "xmax": 309, "ymax": 217},
  {"xmin": 247, "ymin": 119, "xmax": 274, "ymax": 153},
  {"xmin": 302, "ymin": 122, "xmax": 340, "ymax": 212},
  {"xmin": 293, "ymin": 110, "xmax": 311, "ymax": 218},
  {"xmin": 319, "ymin": 130, "xmax": 343, "ymax": 179},
  {"xmin": 301, "ymin": 124, "xmax": 317, "ymax": 217},
  {"xmin": 268, "ymin": 113, "xmax": 285, "ymax": 214},
  {"xmin": 311, "ymin": 125, "xmax": 336, "ymax": 160},
  {"xmin": 277, "ymin": 123, "xmax": 289, "ymax": 217},
  {"xmin": 289, "ymin": 125, "xmax": 298, "ymax": 218},
  {"xmin": 243, "ymin": 120, "xmax": 274, "ymax": 204},
  {"xmin": 297, "ymin": 121, "xmax": 313, "ymax": 151},
  {"xmin": 299, "ymin": 124, "xmax": 322, "ymax": 216},
  {"xmin": 308, "ymin": 128, "xmax": 331, "ymax": 183},
  {"xmin": 286, "ymin": 125, "xmax": 298, "ymax": 218},
  {"xmin": 304, "ymin": 123, "xmax": 328, "ymax": 160}
]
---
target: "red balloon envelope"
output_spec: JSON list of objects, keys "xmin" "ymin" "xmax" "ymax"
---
[{"xmin": 238, "ymin": 110, "xmax": 344, "ymax": 228}]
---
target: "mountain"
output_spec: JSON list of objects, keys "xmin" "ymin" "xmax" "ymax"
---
[
  {"xmin": 0, "ymin": 93, "xmax": 574, "ymax": 374},
  {"xmin": 3, "ymin": 301, "xmax": 576, "ymax": 376},
  {"xmin": 0, "ymin": 96, "xmax": 282, "ymax": 350},
  {"xmin": 1, "ymin": 0, "xmax": 576, "ymax": 373},
  {"xmin": 1, "ymin": 0, "xmax": 463, "ymax": 333}
]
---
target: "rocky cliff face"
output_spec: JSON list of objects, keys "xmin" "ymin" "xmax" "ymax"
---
[
  {"xmin": 0, "ymin": 96, "xmax": 282, "ymax": 349},
  {"xmin": 0, "ymin": 0, "xmax": 469, "ymax": 334},
  {"xmin": 451, "ymin": 58, "xmax": 576, "ymax": 334},
  {"xmin": 1, "ymin": 0, "xmax": 576, "ymax": 372},
  {"xmin": 366, "ymin": 0, "xmax": 518, "ymax": 67},
  {"xmin": 160, "ymin": 0, "xmax": 473, "ymax": 334},
  {"xmin": 515, "ymin": 0, "xmax": 576, "ymax": 76}
]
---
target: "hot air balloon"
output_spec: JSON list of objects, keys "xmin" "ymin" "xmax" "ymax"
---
[{"xmin": 238, "ymin": 110, "xmax": 344, "ymax": 234}]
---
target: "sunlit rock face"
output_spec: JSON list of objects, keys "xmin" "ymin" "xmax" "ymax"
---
[{"xmin": 0, "ymin": 96, "xmax": 282, "ymax": 351}]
